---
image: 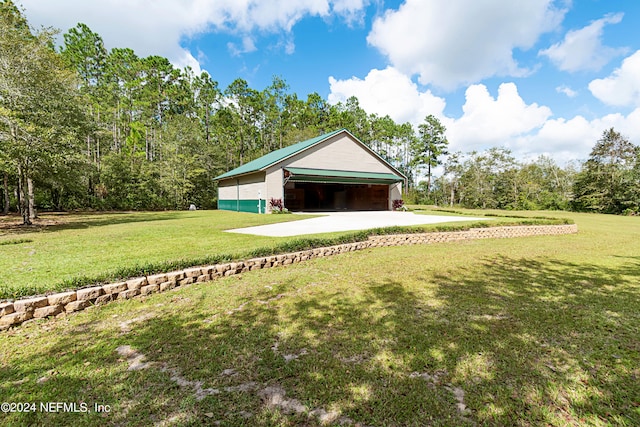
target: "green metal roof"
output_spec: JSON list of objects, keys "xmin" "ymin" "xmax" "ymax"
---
[
  {"xmin": 285, "ymin": 167, "xmax": 403, "ymax": 184},
  {"xmin": 214, "ymin": 129, "xmax": 345, "ymax": 181}
]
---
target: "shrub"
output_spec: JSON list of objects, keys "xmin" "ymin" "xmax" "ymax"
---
[
  {"xmin": 271, "ymin": 207, "xmax": 290, "ymax": 214},
  {"xmin": 392, "ymin": 199, "xmax": 404, "ymax": 210},
  {"xmin": 269, "ymin": 198, "xmax": 284, "ymax": 210},
  {"xmin": 269, "ymin": 198, "xmax": 290, "ymax": 214}
]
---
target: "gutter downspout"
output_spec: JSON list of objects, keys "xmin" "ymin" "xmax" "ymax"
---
[{"xmin": 258, "ymin": 190, "xmax": 262, "ymax": 214}]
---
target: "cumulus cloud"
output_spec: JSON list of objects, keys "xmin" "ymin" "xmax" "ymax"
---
[
  {"xmin": 366, "ymin": 0, "xmax": 566, "ymax": 90},
  {"xmin": 449, "ymin": 84, "xmax": 640, "ymax": 163},
  {"xmin": 513, "ymin": 116, "xmax": 598, "ymax": 163},
  {"xmin": 515, "ymin": 108, "xmax": 640, "ymax": 163},
  {"xmin": 447, "ymin": 83, "xmax": 552, "ymax": 151},
  {"xmin": 327, "ymin": 67, "xmax": 446, "ymax": 124},
  {"xmin": 556, "ymin": 85, "xmax": 577, "ymax": 98},
  {"xmin": 539, "ymin": 13, "xmax": 627, "ymax": 72},
  {"xmin": 331, "ymin": 0, "xmax": 369, "ymax": 25},
  {"xmin": 327, "ymin": 70, "xmax": 639, "ymax": 163},
  {"xmin": 588, "ymin": 50, "xmax": 640, "ymax": 107},
  {"xmin": 18, "ymin": 0, "xmax": 368, "ymax": 70}
]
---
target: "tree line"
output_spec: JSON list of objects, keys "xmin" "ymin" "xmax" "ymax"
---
[
  {"xmin": 1, "ymin": 1, "xmax": 638, "ymax": 224},
  {"xmin": 420, "ymin": 128, "xmax": 639, "ymax": 215}
]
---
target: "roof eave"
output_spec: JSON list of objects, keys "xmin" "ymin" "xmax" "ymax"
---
[{"xmin": 215, "ymin": 170, "xmax": 266, "ymax": 182}]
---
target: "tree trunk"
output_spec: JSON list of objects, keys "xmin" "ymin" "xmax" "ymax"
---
[
  {"xmin": 27, "ymin": 175, "xmax": 36, "ymax": 220},
  {"xmin": 2, "ymin": 171, "xmax": 9, "ymax": 214},
  {"xmin": 87, "ymin": 106, "xmax": 92, "ymax": 159},
  {"xmin": 279, "ymin": 115, "xmax": 283, "ymax": 149},
  {"xmin": 239, "ymin": 125, "xmax": 244, "ymax": 166},
  {"xmin": 449, "ymin": 181, "xmax": 455, "ymax": 207},
  {"xmin": 51, "ymin": 188, "xmax": 61, "ymax": 211},
  {"xmin": 96, "ymin": 107, "xmax": 101, "ymax": 167},
  {"xmin": 115, "ymin": 100, "xmax": 121, "ymax": 153},
  {"xmin": 97, "ymin": 136, "xmax": 101, "ymax": 171},
  {"xmin": 204, "ymin": 106, "xmax": 210, "ymax": 145},
  {"xmin": 16, "ymin": 164, "xmax": 31, "ymax": 225}
]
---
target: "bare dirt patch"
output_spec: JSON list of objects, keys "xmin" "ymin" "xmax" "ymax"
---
[{"xmin": 0, "ymin": 217, "xmax": 66, "ymax": 234}]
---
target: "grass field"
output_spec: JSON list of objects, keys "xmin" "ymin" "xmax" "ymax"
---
[
  {"xmin": 0, "ymin": 209, "xmax": 533, "ymax": 299},
  {"xmin": 0, "ymin": 210, "xmax": 638, "ymax": 426},
  {"xmin": 0, "ymin": 211, "xmax": 317, "ymax": 299}
]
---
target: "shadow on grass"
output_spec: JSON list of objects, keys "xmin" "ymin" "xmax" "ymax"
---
[
  {"xmin": 1, "ymin": 256, "xmax": 639, "ymax": 426},
  {"xmin": 0, "ymin": 211, "xmax": 191, "ymax": 235}
]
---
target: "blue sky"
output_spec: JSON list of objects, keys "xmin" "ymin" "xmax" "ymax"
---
[{"xmin": 19, "ymin": 0, "xmax": 640, "ymax": 164}]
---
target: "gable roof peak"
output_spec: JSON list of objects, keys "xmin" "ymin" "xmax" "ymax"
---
[{"xmin": 214, "ymin": 128, "xmax": 346, "ymax": 181}]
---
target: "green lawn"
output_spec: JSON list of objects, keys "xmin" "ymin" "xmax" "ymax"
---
[
  {"xmin": 0, "ymin": 211, "xmax": 316, "ymax": 298},
  {"xmin": 0, "ymin": 209, "xmax": 514, "ymax": 299},
  {"xmin": 0, "ymin": 210, "xmax": 638, "ymax": 426}
]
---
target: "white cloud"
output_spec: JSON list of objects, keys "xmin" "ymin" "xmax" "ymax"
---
[
  {"xmin": 539, "ymin": 13, "xmax": 627, "ymax": 72},
  {"xmin": 227, "ymin": 36, "xmax": 258, "ymax": 57},
  {"xmin": 536, "ymin": 116, "xmax": 595, "ymax": 147},
  {"xmin": 327, "ymin": 69, "xmax": 640, "ymax": 164},
  {"xmin": 331, "ymin": 0, "xmax": 369, "ymax": 25},
  {"xmin": 450, "ymin": 85, "xmax": 640, "ymax": 163},
  {"xmin": 515, "ymin": 108, "xmax": 640, "ymax": 163},
  {"xmin": 175, "ymin": 51, "xmax": 204, "ymax": 76},
  {"xmin": 366, "ymin": 0, "xmax": 566, "ymax": 90},
  {"xmin": 556, "ymin": 85, "xmax": 577, "ymax": 98},
  {"xmin": 514, "ymin": 116, "xmax": 598, "ymax": 163},
  {"xmin": 588, "ymin": 50, "xmax": 640, "ymax": 107},
  {"xmin": 447, "ymin": 83, "xmax": 552, "ymax": 151},
  {"xmin": 18, "ymin": 0, "xmax": 368, "ymax": 71},
  {"xmin": 327, "ymin": 67, "xmax": 446, "ymax": 124},
  {"xmin": 590, "ymin": 109, "xmax": 640, "ymax": 145}
]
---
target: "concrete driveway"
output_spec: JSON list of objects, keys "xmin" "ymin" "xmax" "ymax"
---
[{"xmin": 226, "ymin": 211, "xmax": 489, "ymax": 237}]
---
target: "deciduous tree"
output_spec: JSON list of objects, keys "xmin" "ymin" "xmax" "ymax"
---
[
  {"xmin": 0, "ymin": 0, "xmax": 85, "ymax": 224},
  {"xmin": 573, "ymin": 128, "xmax": 639, "ymax": 214}
]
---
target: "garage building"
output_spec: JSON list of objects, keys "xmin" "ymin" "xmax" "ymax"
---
[{"xmin": 214, "ymin": 129, "xmax": 406, "ymax": 213}]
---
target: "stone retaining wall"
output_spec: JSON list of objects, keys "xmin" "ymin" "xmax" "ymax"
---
[{"xmin": 0, "ymin": 224, "xmax": 577, "ymax": 330}]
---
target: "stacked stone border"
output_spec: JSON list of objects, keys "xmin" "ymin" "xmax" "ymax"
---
[{"xmin": 0, "ymin": 224, "xmax": 577, "ymax": 330}]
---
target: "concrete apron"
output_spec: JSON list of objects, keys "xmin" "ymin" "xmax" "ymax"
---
[{"xmin": 225, "ymin": 211, "xmax": 490, "ymax": 237}]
